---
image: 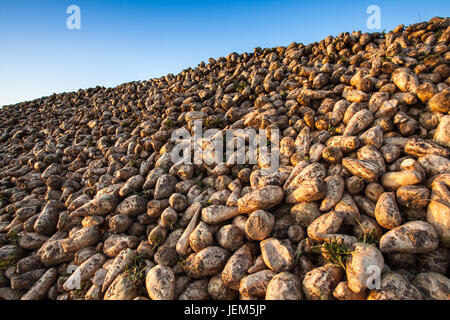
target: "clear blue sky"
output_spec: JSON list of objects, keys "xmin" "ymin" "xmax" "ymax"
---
[{"xmin": 0, "ymin": 0, "xmax": 449, "ymax": 106}]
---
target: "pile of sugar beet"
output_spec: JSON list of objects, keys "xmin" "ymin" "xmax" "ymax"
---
[{"xmin": 1, "ymin": 17, "xmax": 450, "ymax": 301}]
